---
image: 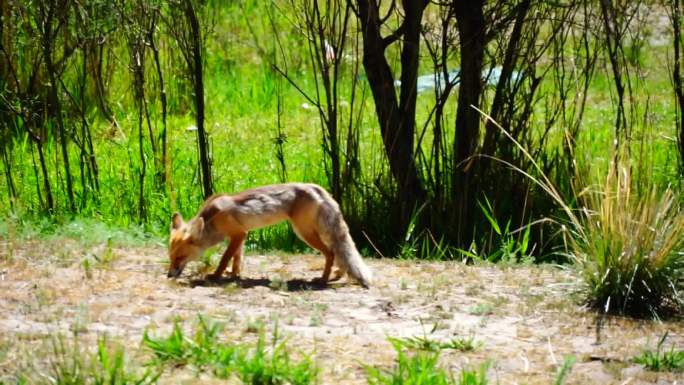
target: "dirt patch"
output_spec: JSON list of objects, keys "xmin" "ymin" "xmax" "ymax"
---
[{"xmin": 1, "ymin": 243, "xmax": 683, "ymax": 384}]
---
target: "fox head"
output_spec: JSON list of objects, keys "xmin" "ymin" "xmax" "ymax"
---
[{"xmin": 167, "ymin": 213, "xmax": 205, "ymax": 278}]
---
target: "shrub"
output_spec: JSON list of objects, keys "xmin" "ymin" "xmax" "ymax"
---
[{"xmin": 568, "ymin": 166, "xmax": 684, "ymax": 316}]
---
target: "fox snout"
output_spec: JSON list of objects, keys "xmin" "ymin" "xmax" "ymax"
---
[{"xmin": 167, "ymin": 266, "xmax": 183, "ymax": 278}]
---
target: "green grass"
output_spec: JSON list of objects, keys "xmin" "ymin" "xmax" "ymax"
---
[
  {"xmin": 1, "ymin": 0, "xmax": 683, "ymax": 264},
  {"xmin": 366, "ymin": 339, "xmax": 488, "ymax": 385},
  {"xmin": 0, "ymin": 215, "xmax": 161, "ymax": 249},
  {"xmin": 456, "ymin": 197, "xmax": 534, "ymax": 264},
  {"xmin": 390, "ymin": 335, "xmax": 481, "ymax": 353},
  {"xmin": 143, "ymin": 316, "xmax": 318, "ymax": 384},
  {"xmin": 387, "ymin": 321, "xmax": 482, "ymax": 354},
  {"xmin": 0, "ymin": 0, "xmax": 346, "ymax": 250},
  {"xmin": 236, "ymin": 330, "xmax": 318, "ymax": 385},
  {"xmin": 467, "ymin": 303, "xmax": 497, "ymax": 316},
  {"xmin": 0, "ymin": 317, "xmax": 595, "ymax": 385},
  {"xmin": 12, "ymin": 335, "xmax": 160, "ymax": 385},
  {"xmin": 634, "ymin": 333, "xmax": 684, "ymax": 372},
  {"xmin": 3, "ymin": 317, "xmax": 317, "ymax": 384},
  {"xmin": 554, "ymin": 356, "xmax": 576, "ymax": 385},
  {"xmin": 52, "ymin": 337, "xmax": 160, "ymax": 385}
]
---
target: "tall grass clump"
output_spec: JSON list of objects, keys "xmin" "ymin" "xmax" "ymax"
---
[
  {"xmin": 568, "ymin": 164, "xmax": 684, "ymax": 317},
  {"xmin": 475, "ymin": 109, "xmax": 684, "ymax": 317}
]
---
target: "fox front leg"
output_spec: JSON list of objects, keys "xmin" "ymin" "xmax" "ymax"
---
[{"xmin": 207, "ymin": 232, "xmax": 246, "ymax": 280}]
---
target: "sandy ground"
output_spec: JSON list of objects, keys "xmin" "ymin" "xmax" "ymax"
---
[{"xmin": 0, "ymin": 239, "xmax": 683, "ymax": 384}]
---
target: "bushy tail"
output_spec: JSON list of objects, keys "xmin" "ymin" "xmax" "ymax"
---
[
  {"xmin": 329, "ymin": 227, "xmax": 373, "ymax": 288},
  {"xmin": 315, "ymin": 188, "xmax": 373, "ymax": 288}
]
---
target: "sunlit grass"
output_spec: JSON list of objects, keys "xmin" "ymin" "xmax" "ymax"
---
[
  {"xmin": 569, "ymin": 164, "xmax": 684, "ymax": 316},
  {"xmin": 143, "ymin": 316, "xmax": 318, "ymax": 384},
  {"xmin": 475, "ymin": 105, "xmax": 684, "ymax": 317},
  {"xmin": 366, "ymin": 339, "xmax": 488, "ymax": 385},
  {"xmin": 390, "ymin": 335, "xmax": 482, "ymax": 353},
  {"xmin": 0, "ymin": 0, "xmax": 682, "ymax": 260},
  {"xmin": 634, "ymin": 333, "xmax": 684, "ymax": 372},
  {"xmin": 12, "ymin": 335, "xmax": 160, "ymax": 385}
]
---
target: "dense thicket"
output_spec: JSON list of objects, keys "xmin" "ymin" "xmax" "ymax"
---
[{"xmin": 1, "ymin": 0, "xmax": 681, "ymax": 259}]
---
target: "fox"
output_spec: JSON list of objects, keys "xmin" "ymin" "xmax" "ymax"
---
[{"xmin": 167, "ymin": 183, "xmax": 373, "ymax": 288}]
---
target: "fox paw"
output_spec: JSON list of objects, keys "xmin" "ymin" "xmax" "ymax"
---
[{"xmin": 330, "ymin": 269, "xmax": 344, "ymax": 282}]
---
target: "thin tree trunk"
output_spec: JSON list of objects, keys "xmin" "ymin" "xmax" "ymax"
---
[
  {"xmin": 149, "ymin": 17, "xmax": 168, "ymax": 186},
  {"xmin": 79, "ymin": 49, "xmax": 90, "ymax": 206},
  {"xmin": 185, "ymin": 2, "xmax": 213, "ymax": 199},
  {"xmin": 672, "ymin": 0, "xmax": 684, "ymax": 173},
  {"xmin": 36, "ymin": 138, "xmax": 53, "ymax": 212},
  {"xmin": 42, "ymin": 8, "xmax": 76, "ymax": 212},
  {"xmin": 452, "ymin": 0, "xmax": 486, "ymax": 244},
  {"xmin": 29, "ymin": 141, "xmax": 45, "ymax": 210},
  {"xmin": 94, "ymin": 42, "xmax": 118, "ymax": 129},
  {"xmin": 137, "ymin": 100, "xmax": 146, "ymax": 221},
  {"xmin": 56, "ymin": 51, "xmax": 99, "ymax": 203},
  {"xmin": 599, "ymin": 0, "xmax": 628, "ymax": 153},
  {"xmin": 84, "ymin": 102, "xmax": 99, "ymax": 194},
  {"xmin": 481, "ymin": 0, "xmax": 531, "ymax": 156},
  {"xmin": 301, "ymin": 0, "xmax": 346, "ymax": 202},
  {"xmin": 131, "ymin": 43, "xmax": 147, "ymax": 221},
  {"xmin": 319, "ymin": 5, "xmax": 341, "ymax": 202},
  {"xmin": 1, "ymin": 138, "xmax": 16, "ymax": 207},
  {"xmin": 356, "ymin": 0, "xmax": 427, "ymax": 231},
  {"xmin": 397, "ymin": 0, "xmax": 427, "ymax": 209}
]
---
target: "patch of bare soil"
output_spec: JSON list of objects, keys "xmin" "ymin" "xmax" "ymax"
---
[{"xmin": 0, "ymin": 241, "xmax": 683, "ymax": 384}]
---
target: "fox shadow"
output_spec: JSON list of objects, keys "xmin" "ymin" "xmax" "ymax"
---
[{"xmin": 184, "ymin": 275, "xmax": 332, "ymax": 292}]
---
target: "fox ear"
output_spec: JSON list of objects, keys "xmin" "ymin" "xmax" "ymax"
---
[
  {"xmin": 171, "ymin": 212, "xmax": 183, "ymax": 230},
  {"xmin": 190, "ymin": 217, "xmax": 204, "ymax": 237}
]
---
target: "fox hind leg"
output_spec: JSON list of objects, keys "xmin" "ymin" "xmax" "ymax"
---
[
  {"xmin": 230, "ymin": 238, "xmax": 244, "ymax": 278},
  {"xmin": 330, "ymin": 261, "xmax": 344, "ymax": 281},
  {"xmin": 291, "ymin": 224, "xmax": 337, "ymax": 283}
]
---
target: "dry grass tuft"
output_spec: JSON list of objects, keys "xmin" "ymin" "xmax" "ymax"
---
[{"xmin": 569, "ymin": 165, "xmax": 684, "ymax": 317}]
